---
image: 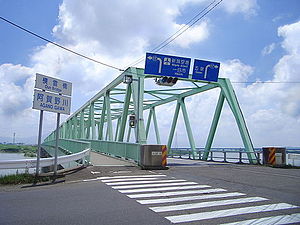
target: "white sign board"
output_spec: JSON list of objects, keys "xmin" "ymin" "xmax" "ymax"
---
[
  {"xmin": 35, "ymin": 73, "xmax": 72, "ymax": 96},
  {"xmin": 32, "ymin": 89, "xmax": 71, "ymax": 115}
]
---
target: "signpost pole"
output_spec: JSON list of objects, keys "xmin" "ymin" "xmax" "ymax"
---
[
  {"xmin": 53, "ymin": 112, "xmax": 60, "ymax": 176},
  {"xmin": 35, "ymin": 110, "xmax": 44, "ymax": 176},
  {"xmin": 136, "ymin": 76, "xmax": 140, "ymax": 143}
]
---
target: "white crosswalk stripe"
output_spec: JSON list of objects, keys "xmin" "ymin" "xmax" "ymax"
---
[
  {"xmin": 220, "ymin": 213, "xmax": 300, "ymax": 225},
  {"xmin": 105, "ymin": 179, "xmax": 187, "ymax": 186},
  {"xmin": 111, "ymin": 181, "xmax": 197, "ymax": 189},
  {"xmin": 98, "ymin": 174, "xmax": 166, "ymax": 180},
  {"xmin": 118, "ymin": 185, "xmax": 211, "ymax": 194},
  {"xmin": 100, "ymin": 174, "xmax": 299, "ymax": 224},
  {"xmin": 150, "ymin": 197, "xmax": 268, "ymax": 212},
  {"xmin": 127, "ymin": 188, "xmax": 227, "ymax": 198},
  {"xmin": 166, "ymin": 203, "xmax": 298, "ymax": 223},
  {"xmin": 137, "ymin": 192, "xmax": 246, "ymax": 204},
  {"xmin": 101, "ymin": 177, "xmax": 161, "ymax": 183}
]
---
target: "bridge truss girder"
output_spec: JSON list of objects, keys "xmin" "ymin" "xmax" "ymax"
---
[{"xmin": 45, "ymin": 67, "xmax": 258, "ymax": 164}]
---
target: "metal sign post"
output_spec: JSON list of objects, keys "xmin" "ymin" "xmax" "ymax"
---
[
  {"xmin": 35, "ymin": 110, "xmax": 44, "ymax": 176},
  {"xmin": 53, "ymin": 112, "xmax": 60, "ymax": 175},
  {"xmin": 33, "ymin": 73, "xmax": 72, "ymax": 176},
  {"xmin": 136, "ymin": 77, "xmax": 140, "ymax": 143}
]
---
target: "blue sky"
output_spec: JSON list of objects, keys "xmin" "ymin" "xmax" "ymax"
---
[
  {"xmin": 1, "ymin": 0, "xmax": 299, "ymax": 73},
  {"xmin": 0, "ymin": 0, "xmax": 61, "ymax": 65},
  {"xmin": 0, "ymin": 0, "xmax": 300, "ymax": 146}
]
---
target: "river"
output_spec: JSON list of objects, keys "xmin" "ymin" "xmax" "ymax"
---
[{"xmin": 0, "ymin": 153, "xmax": 35, "ymax": 176}]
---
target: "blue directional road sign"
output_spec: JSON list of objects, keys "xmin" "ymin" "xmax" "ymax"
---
[
  {"xmin": 145, "ymin": 52, "xmax": 191, "ymax": 78},
  {"xmin": 192, "ymin": 59, "xmax": 220, "ymax": 82}
]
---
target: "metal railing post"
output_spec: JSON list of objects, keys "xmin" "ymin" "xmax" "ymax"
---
[{"xmin": 239, "ymin": 151, "xmax": 243, "ymax": 163}]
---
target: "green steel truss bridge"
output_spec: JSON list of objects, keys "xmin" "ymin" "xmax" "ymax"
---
[{"xmin": 43, "ymin": 67, "xmax": 258, "ymax": 165}]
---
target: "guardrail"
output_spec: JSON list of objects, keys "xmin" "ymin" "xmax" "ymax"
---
[
  {"xmin": 0, "ymin": 149, "xmax": 90, "ymax": 170},
  {"xmin": 80, "ymin": 139, "xmax": 140, "ymax": 163},
  {"xmin": 169, "ymin": 147, "xmax": 300, "ymax": 164},
  {"xmin": 43, "ymin": 139, "xmax": 91, "ymax": 154},
  {"xmin": 0, "ymin": 139, "xmax": 91, "ymax": 173},
  {"xmin": 169, "ymin": 148, "xmax": 262, "ymax": 164}
]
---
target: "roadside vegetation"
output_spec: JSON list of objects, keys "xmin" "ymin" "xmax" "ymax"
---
[
  {"xmin": 0, "ymin": 173, "xmax": 50, "ymax": 185},
  {"xmin": 0, "ymin": 144, "xmax": 37, "ymax": 157}
]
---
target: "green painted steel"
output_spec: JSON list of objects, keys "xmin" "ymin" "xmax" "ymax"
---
[
  {"xmin": 202, "ymin": 92, "xmax": 225, "ymax": 160},
  {"xmin": 179, "ymin": 98, "xmax": 197, "ymax": 159},
  {"xmin": 80, "ymin": 139, "xmax": 140, "ymax": 163},
  {"xmin": 42, "ymin": 139, "xmax": 91, "ymax": 164},
  {"xmin": 43, "ymin": 139, "xmax": 91, "ymax": 154},
  {"xmin": 43, "ymin": 67, "xmax": 258, "ymax": 164}
]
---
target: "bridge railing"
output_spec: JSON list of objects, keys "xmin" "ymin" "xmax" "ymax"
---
[
  {"xmin": 0, "ymin": 149, "xmax": 90, "ymax": 170},
  {"xmin": 42, "ymin": 139, "xmax": 91, "ymax": 166},
  {"xmin": 169, "ymin": 147, "xmax": 300, "ymax": 164},
  {"xmin": 80, "ymin": 139, "xmax": 140, "ymax": 163},
  {"xmin": 169, "ymin": 148, "xmax": 263, "ymax": 164}
]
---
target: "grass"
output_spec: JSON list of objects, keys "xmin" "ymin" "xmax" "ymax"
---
[
  {"xmin": 0, "ymin": 173, "xmax": 50, "ymax": 185},
  {"xmin": 0, "ymin": 144, "xmax": 37, "ymax": 157}
]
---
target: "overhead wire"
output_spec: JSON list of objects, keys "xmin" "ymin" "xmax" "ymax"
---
[
  {"xmin": 125, "ymin": 0, "xmax": 223, "ymax": 69},
  {"xmin": 232, "ymin": 81, "xmax": 300, "ymax": 84},
  {"xmin": 2, "ymin": 4, "xmax": 298, "ymax": 85},
  {"xmin": 0, "ymin": 16, "xmax": 124, "ymax": 71}
]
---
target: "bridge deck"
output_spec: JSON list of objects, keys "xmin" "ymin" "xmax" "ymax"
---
[{"xmin": 90, "ymin": 151, "xmax": 136, "ymax": 167}]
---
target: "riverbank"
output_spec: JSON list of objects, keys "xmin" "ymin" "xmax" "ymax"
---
[{"xmin": 0, "ymin": 144, "xmax": 36, "ymax": 157}]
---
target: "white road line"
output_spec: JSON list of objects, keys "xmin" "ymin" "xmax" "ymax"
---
[
  {"xmin": 166, "ymin": 203, "xmax": 298, "ymax": 223},
  {"xmin": 119, "ymin": 185, "xmax": 211, "ymax": 194},
  {"xmin": 83, "ymin": 178, "xmax": 99, "ymax": 182},
  {"xmin": 101, "ymin": 177, "xmax": 161, "ymax": 183},
  {"xmin": 137, "ymin": 192, "xmax": 246, "ymax": 205},
  {"xmin": 111, "ymin": 182, "xmax": 197, "ymax": 189},
  {"xmin": 105, "ymin": 179, "xmax": 187, "ymax": 186},
  {"xmin": 221, "ymin": 213, "xmax": 300, "ymax": 225},
  {"xmin": 127, "ymin": 188, "xmax": 227, "ymax": 198},
  {"xmin": 99, "ymin": 174, "xmax": 166, "ymax": 180},
  {"xmin": 150, "ymin": 197, "xmax": 268, "ymax": 212}
]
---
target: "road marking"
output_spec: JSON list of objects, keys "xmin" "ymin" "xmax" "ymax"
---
[
  {"xmin": 111, "ymin": 181, "xmax": 197, "ymax": 189},
  {"xmin": 83, "ymin": 178, "xmax": 100, "ymax": 182},
  {"xmin": 101, "ymin": 177, "xmax": 162, "ymax": 183},
  {"xmin": 221, "ymin": 213, "xmax": 300, "ymax": 225},
  {"xmin": 119, "ymin": 185, "xmax": 211, "ymax": 194},
  {"xmin": 166, "ymin": 203, "xmax": 298, "ymax": 223},
  {"xmin": 127, "ymin": 188, "xmax": 227, "ymax": 198},
  {"xmin": 150, "ymin": 197, "xmax": 268, "ymax": 212},
  {"xmin": 137, "ymin": 192, "xmax": 246, "ymax": 204},
  {"xmin": 105, "ymin": 179, "xmax": 187, "ymax": 186},
  {"xmin": 98, "ymin": 174, "xmax": 166, "ymax": 179}
]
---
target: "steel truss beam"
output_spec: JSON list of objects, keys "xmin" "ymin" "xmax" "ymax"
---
[{"xmin": 45, "ymin": 67, "xmax": 257, "ymax": 163}]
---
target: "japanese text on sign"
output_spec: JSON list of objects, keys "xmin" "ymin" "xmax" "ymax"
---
[
  {"xmin": 192, "ymin": 59, "xmax": 220, "ymax": 82},
  {"xmin": 145, "ymin": 52, "xmax": 191, "ymax": 78},
  {"xmin": 35, "ymin": 73, "xmax": 72, "ymax": 96},
  {"xmin": 33, "ymin": 89, "xmax": 71, "ymax": 115}
]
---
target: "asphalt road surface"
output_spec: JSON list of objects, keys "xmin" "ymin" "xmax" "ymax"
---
[{"xmin": 1, "ymin": 158, "xmax": 300, "ymax": 225}]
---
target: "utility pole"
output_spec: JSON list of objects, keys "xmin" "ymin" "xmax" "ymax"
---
[{"xmin": 13, "ymin": 132, "xmax": 16, "ymax": 144}]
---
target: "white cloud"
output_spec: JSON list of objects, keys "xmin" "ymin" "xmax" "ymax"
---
[
  {"xmin": 261, "ymin": 43, "xmax": 276, "ymax": 56},
  {"xmin": 221, "ymin": 0, "xmax": 258, "ymax": 17},
  {"xmin": 172, "ymin": 21, "xmax": 210, "ymax": 48},
  {"xmin": 0, "ymin": 64, "xmax": 34, "ymax": 116},
  {"xmin": 220, "ymin": 59, "xmax": 253, "ymax": 82},
  {"xmin": 278, "ymin": 20, "xmax": 300, "ymax": 55},
  {"xmin": 0, "ymin": 1, "xmax": 299, "ymax": 148}
]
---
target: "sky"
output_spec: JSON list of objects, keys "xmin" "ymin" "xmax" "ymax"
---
[{"xmin": 0, "ymin": 0, "xmax": 299, "ymax": 147}]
